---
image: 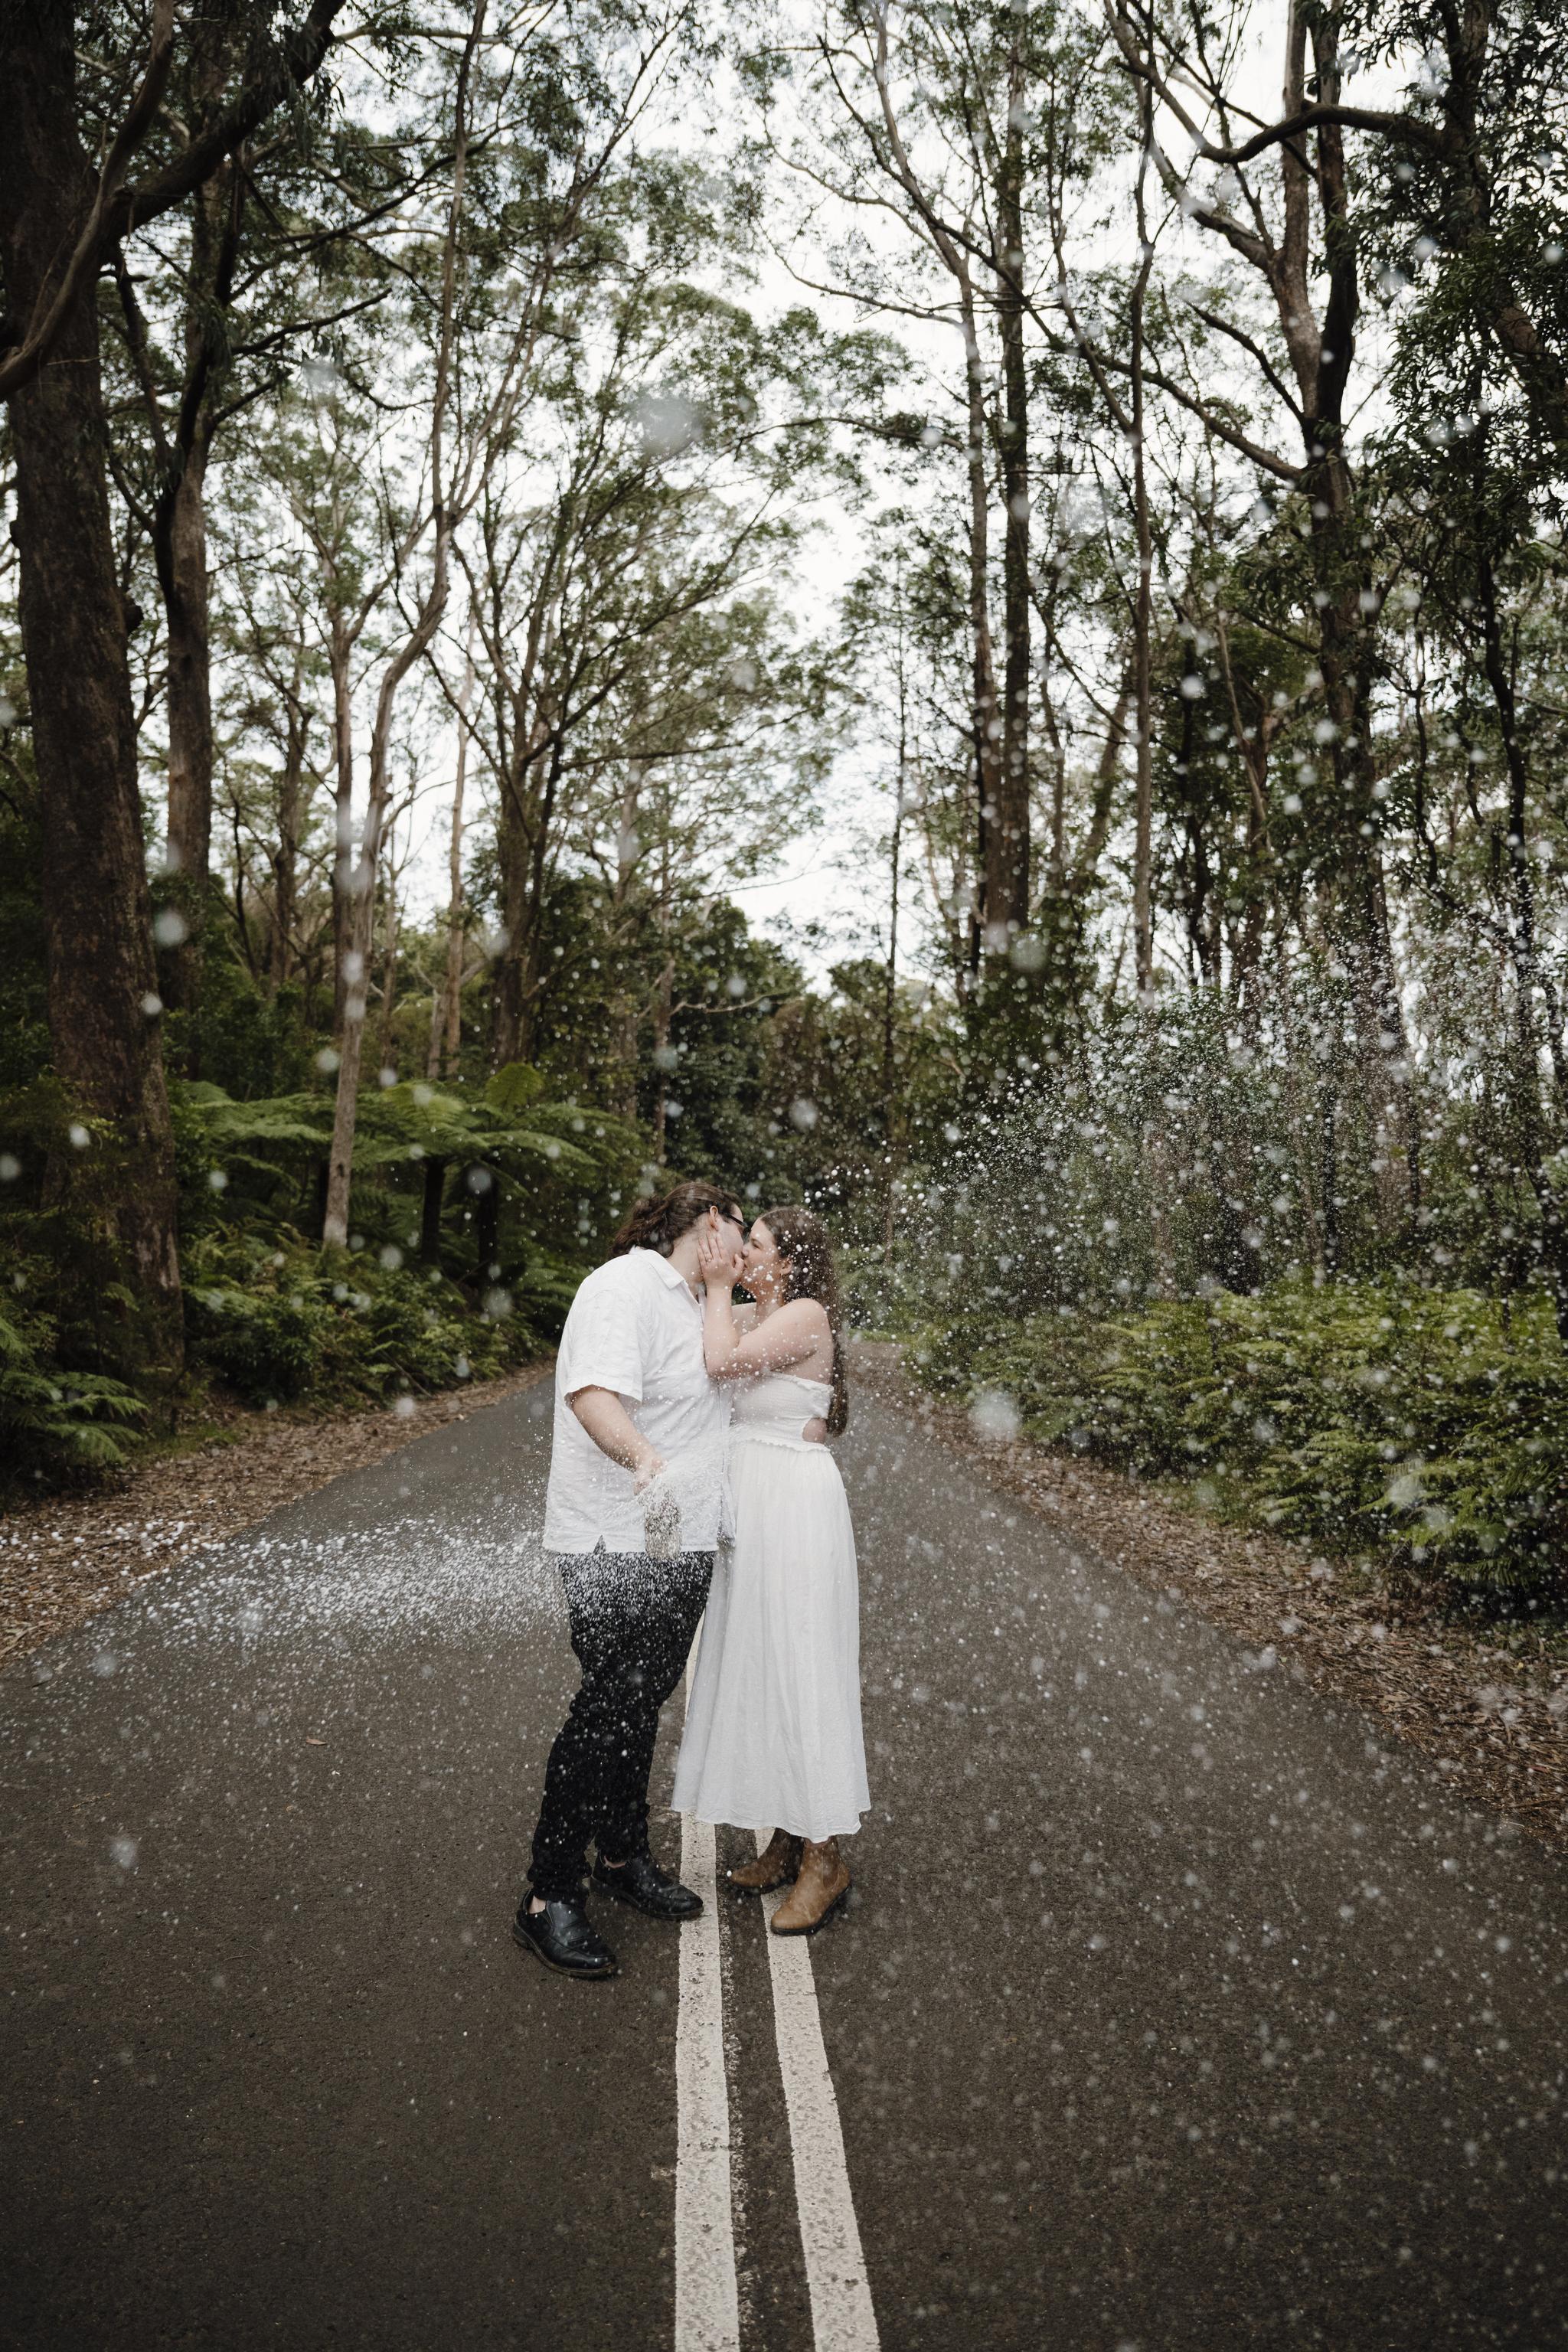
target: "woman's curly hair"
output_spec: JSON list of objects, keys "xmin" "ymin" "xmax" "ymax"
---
[{"xmin": 756, "ymin": 1204, "xmax": 848, "ymax": 1436}]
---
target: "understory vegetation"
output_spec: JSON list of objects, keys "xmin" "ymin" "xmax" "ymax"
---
[{"xmin": 863, "ymin": 1271, "xmax": 1566, "ymax": 1599}]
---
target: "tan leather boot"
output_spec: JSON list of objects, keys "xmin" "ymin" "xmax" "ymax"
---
[
  {"xmin": 727, "ymin": 1829, "xmax": 801, "ymax": 1893},
  {"xmin": 769, "ymin": 1838, "xmax": 851, "ymax": 1935}
]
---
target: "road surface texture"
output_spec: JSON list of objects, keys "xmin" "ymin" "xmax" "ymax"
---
[{"xmin": 4, "ymin": 1379, "xmax": 1566, "ymax": 2350}]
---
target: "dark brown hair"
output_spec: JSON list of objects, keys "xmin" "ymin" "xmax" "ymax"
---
[
  {"xmin": 757, "ymin": 1204, "xmax": 849, "ymax": 1436},
  {"xmin": 609, "ymin": 1178, "xmax": 743, "ymax": 1261}
]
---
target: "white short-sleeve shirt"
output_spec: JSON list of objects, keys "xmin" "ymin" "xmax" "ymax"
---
[{"xmin": 543, "ymin": 1248, "xmax": 730, "ymax": 1555}]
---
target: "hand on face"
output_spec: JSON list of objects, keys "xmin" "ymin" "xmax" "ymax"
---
[{"xmin": 697, "ymin": 1224, "xmax": 743, "ymax": 1289}]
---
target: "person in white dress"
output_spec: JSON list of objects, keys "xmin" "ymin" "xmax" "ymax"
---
[{"xmin": 673, "ymin": 1206, "xmax": 870, "ymax": 1934}]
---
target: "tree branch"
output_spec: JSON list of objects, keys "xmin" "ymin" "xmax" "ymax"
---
[
  {"xmin": 0, "ymin": 0, "xmax": 176, "ymax": 403},
  {"xmin": 108, "ymin": 0, "xmax": 348, "ymax": 244}
]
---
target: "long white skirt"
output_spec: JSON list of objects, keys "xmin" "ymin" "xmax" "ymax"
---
[{"xmin": 673, "ymin": 1436, "xmax": 871, "ymax": 1843}]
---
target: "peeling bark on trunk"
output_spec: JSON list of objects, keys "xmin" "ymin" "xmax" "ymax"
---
[{"xmin": 0, "ymin": 5, "xmax": 182, "ymax": 1379}]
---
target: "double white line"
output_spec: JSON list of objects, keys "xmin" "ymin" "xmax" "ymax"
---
[{"xmin": 675, "ymin": 1814, "xmax": 880, "ymax": 2352}]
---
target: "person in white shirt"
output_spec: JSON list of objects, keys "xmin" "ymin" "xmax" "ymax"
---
[{"xmin": 513, "ymin": 1180, "xmax": 750, "ymax": 1982}]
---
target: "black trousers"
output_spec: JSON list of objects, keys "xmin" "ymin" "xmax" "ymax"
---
[{"xmin": 527, "ymin": 1545, "xmax": 713, "ymax": 1902}]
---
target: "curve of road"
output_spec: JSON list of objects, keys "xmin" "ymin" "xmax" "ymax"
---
[{"xmin": 4, "ymin": 1378, "xmax": 1566, "ymax": 2349}]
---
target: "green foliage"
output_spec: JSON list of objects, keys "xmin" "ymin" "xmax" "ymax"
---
[
  {"xmin": 0, "ymin": 1287, "xmax": 147, "ymax": 1492},
  {"xmin": 170, "ymin": 1072, "xmax": 638, "ymax": 1267},
  {"xmin": 905, "ymin": 1278, "xmax": 1568, "ymax": 1601},
  {"xmin": 182, "ymin": 1231, "xmax": 537, "ymax": 1405},
  {"xmin": 0, "ymin": 782, "xmax": 49, "ymax": 1095}
]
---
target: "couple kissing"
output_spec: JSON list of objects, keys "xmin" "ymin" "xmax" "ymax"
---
[{"xmin": 513, "ymin": 1181, "xmax": 870, "ymax": 1981}]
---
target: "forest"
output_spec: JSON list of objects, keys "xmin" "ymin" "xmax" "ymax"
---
[{"xmin": 3, "ymin": 0, "xmax": 1566, "ymax": 1607}]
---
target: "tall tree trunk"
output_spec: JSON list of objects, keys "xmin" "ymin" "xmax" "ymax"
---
[
  {"xmin": 1478, "ymin": 544, "xmax": 1568, "ymax": 1339},
  {"xmin": 148, "ymin": 125, "xmax": 237, "ymax": 1051},
  {"xmin": 1275, "ymin": 927, "xmax": 1326, "ymax": 1276},
  {"xmin": 322, "ymin": 0, "xmax": 482, "ymax": 1246},
  {"xmin": 420, "ymin": 1158, "xmax": 448, "ymax": 1264},
  {"xmin": 492, "ymin": 725, "xmax": 560, "ymax": 1071},
  {"xmin": 429, "ymin": 646, "xmax": 473, "ymax": 1080},
  {"xmin": 328, "ymin": 617, "xmax": 356, "ymax": 1036},
  {"xmin": 485, "ymin": 521, "xmax": 565, "ymax": 1069},
  {"xmin": 606, "ymin": 763, "xmax": 643, "ymax": 1119},
  {"xmin": 325, "ymin": 676, "xmax": 423, "ymax": 1245},
  {"xmin": 1290, "ymin": 8, "xmax": 1415, "ymax": 1207},
  {"xmin": 1129, "ymin": 87, "xmax": 1156, "ymax": 1001},
  {"xmin": 374, "ymin": 867, "xmax": 400, "ymax": 1074},
  {"xmin": 492, "ymin": 808, "xmax": 530, "ymax": 1070},
  {"xmin": 650, "ymin": 952, "xmax": 675, "ymax": 1166},
  {"xmin": 0, "ymin": 5, "xmax": 182, "ymax": 1380},
  {"xmin": 269, "ymin": 679, "xmax": 308, "ymax": 992},
  {"xmin": 1319, "ymin": 1083, "xmax": 1341, "ymax": 1279},
  {"xmin": 991, "ymin": 28, "xmax": 1031, "ymax": 949},
  {"xmin": 1126, "ymin": 64, "xmax": 1169, "ymax": 1288},
  {"xmin": 155, "ymin": 427, "xmax": 213, "ymax": 1045},
  {"xmin": 473, "ymin": 1165, "xmax": 499, "ymax": 1276},
  {"xmin": 960, "ymin": 276, "xmax": 1000, "ymax": 975},
  {"xmin": 883, "ymin": 616, "xmax": 906, "ymax": 1264}
]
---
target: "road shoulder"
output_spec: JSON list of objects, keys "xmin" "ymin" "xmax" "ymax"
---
[
  {"xmin": 847, "ymin": 1334, "xmax": 1568, "ymax": 1851},
  {"xmin": 0, "ymin": 1360, "xmax": 552, "ymax": 1672}
]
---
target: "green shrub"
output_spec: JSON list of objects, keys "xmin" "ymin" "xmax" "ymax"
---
[
  {"xmin": 917, "ymin": 1278, "xmax": 1566, "ymax": 1600},
  {"xmin": 185, "ymin": 1276, "xmax": 334, "ymax": 1401},
  {"xmin": 182, "ymin": 1230, "xmax": 543, "ymax": 1404},
  {"xmin": 0, "ymin": 1292, "xmax": 146, "ymax": 1489},
  {"xmin": 514, "ymin": 1249, "xmax": 589, "ymax": 1339}
]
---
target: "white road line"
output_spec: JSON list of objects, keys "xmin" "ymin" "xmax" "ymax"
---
[
  {"xmin": 758, "ymin": 1837, "xmax": 880, "ymax": 2352},
  {"xmin": 675, "ymin": 1810, "xmax": 740, "ymax": 2352}
]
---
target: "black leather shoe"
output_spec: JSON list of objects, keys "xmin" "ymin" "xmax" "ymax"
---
[
  {"xmin": 512, "ymin": 1896, "xmax": 619, "ymax": 1979},
  {"xmin": 592, "ymin": 1850, "xmax": 702, "ymax": 1921}
]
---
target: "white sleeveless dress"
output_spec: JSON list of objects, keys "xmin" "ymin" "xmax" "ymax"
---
[{"xmin": 673, "ymin": 1372, "xmax": 871, "ymax": 1842}]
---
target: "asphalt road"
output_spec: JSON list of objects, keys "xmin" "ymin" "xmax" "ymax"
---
[{"xmin": 4, "ymin": 1378, "xmax": 1566, "ymax": 2350}]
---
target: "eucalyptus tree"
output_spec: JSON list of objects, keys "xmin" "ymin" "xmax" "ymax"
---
[
  {"xmin": 1368, "ymin": 195, "xmax": 1568, "ymax": 1327},
  {"xmin": 575, "ymin": 583, "xmax": 835, "ymax": 1150},
  {"xmin": 459, "ymin": 237, "xmax": 874, "ymax": 1070},
  {"xmin": 0, "ymin": 0, "xmax": 347, "ymax": 1379},
  {"xmin": 214, "ymin": 500, "xmax": 335, "ymax": 1004},
  {"xmin": 250, "ymin": 346, "xmax": 406, "ymax": 1037},
  {"xmin": 101, "ymin": 21, "xmax": 414, "ymax": 1044},
  {"xmin": 1186, "ymin": 0, "xmax": 1568, "ymax": 452},
  {"xmin": 321, "ymin": 0, "xmax": 730, "ymax": 1246},
  {"xmin": 427, "ymin": 622, "xmax": 479, "ymax": 1080},
  {"xmin": 320, "ymin": 0, "xmax": 485, "ymax": 1249},
  {"xmin": 748, "ymin": 0, "xmax": 1109, "ymax": 967},
  {"xmin": 1095, "ymin": 6, "xmax": 1403, "ymax": 1013}
]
